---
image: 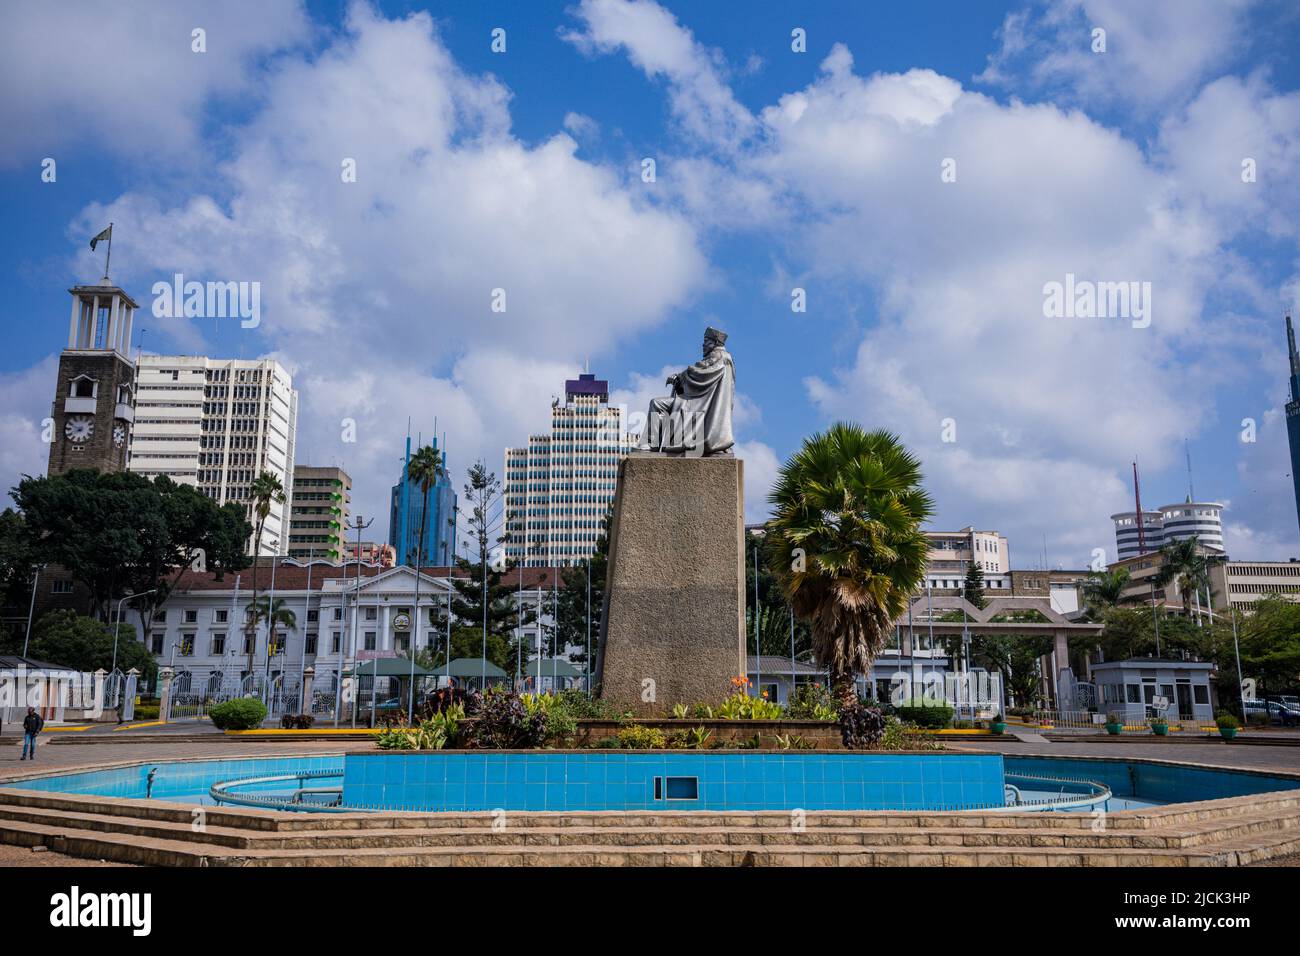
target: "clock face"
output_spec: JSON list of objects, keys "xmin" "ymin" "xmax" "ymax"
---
[
  {"xmin": 112, "ymin": 423, "xmax": 126, "ymax": 447},
  {"xmin": 64, "ymin": 415, "xmax": 94, "ymax": 443}
]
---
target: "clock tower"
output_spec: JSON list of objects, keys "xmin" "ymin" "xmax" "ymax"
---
[{"xmin": 47, "ymin": 280, "xmax": 138, "ymax": 476}]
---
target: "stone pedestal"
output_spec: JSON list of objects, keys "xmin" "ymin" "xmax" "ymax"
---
[{"xmin": 596, "ymin": 455, "xmax": 745, "ymax": 715}]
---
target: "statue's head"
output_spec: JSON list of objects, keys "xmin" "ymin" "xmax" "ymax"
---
[{"xmin": 703, "ymin": 326, "xmax": 728, "ymax": 353}]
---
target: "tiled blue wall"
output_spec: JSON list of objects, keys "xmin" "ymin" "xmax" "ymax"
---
[
  {"xmin": 341, "ymin": 752, "xmax": 1007, "ymax": 812},
  {"xmin": 1005, "ymin": 756, "xmax": 1300, "ymax": 804}
]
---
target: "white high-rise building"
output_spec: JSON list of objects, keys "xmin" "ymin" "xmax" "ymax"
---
[
  {"xmin": 1110, "ymin": 498, "xmax": 1224, "ymax": 560},
  {"xmin": 129, "ymin": 355, "xmax": 298, "ymax": 555},
  {"xmin": 504, "ymin": 373, "xmax": 634, "ymax": 567}
]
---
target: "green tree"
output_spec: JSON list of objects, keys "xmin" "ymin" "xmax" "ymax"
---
[
  {"xmin": 245, "ymin": 596, "xmax": 296, "ymax": 672},
  {"xmin": 556, "ymin": 508, "xmax": 612, "ymax": 670},
  {"xmin": 448, "ymin": 461, "xmax": 528, "ymax": 672},
  {"xmin": 244, "ymin": 471, "xmax": 285, "ymax": 673},
  {"xmin": 1080, "ymin": 566, "xmax": 1130, "ymax": 618},
  {"xmin": 1, "ymin": 610, "xmax": 156, "ymax": 682},
  {"xmin": 765, "ymin": 423, "xmax": 934, "ymax": 707},
  {"xmin": 0, "ymin": 508, "xmax": 37, "ymax": 609},
  {"xmin": 962, "ymin": 563, "xmax": 986, "ymax": 609},
  {"xmin": 10, "ymin": 471, "xmax": 249, "ymax": 637},
  {"xmin": 1236, "ymin": 597, "xmax": 1300, "ymax": 694},
  {"xmin": 406, "ymin": 443, "xmax": 443, "ymax": 664},
  {"xmin": 1152, "ymin": 536, "xmax": 1221, "ymax": 619},
  {"xmin": 970, "ymin": 633, "xmax": 1052, "ymax": 708},
  {"xmin": 746, "ymin": 528, "xmax": 813, "ymax": 661}
]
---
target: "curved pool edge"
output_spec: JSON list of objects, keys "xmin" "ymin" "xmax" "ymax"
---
[{"xmin": 3, "ymin": 748, "xmax": 1300, "ymax": 818}]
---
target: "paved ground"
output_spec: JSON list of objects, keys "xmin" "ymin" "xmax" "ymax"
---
[
  {"xmin": 0, "ymin": 844, "xmax": 132, "ymax": 867},
  {"xmin": 958, "ymin": 739, "xmax": 1300, "ymax": 774},
  {"xmin": 0, "ymin": 737, "xmax": 347, "ymax": 776}
]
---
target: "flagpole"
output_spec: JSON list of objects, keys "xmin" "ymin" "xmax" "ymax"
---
[{"xmin": 103, "ymin": 222, "xmax": 113, "ymax": 282}]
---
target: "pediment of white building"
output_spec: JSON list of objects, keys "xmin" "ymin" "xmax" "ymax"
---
[{"xmin": 335, "ymin": 566, "xmax": 453, "ymax": 598}]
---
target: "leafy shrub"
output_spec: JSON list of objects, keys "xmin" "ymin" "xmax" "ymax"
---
[
  {"xmin": 671, "ymin": 703, "xmax": 690, "ymax": 719},
  {"xmin": 879, "ymin": 715, "xmax": 943, "ymax": 751},
  {"xmin": 376, "ymin": 703, "xmax": 465, "ymax": 751},
  {"xmin": 1215, "ymin": 713, "xmax": 1240, "ymax": 729},
  {"xmin": 714, "ymin": 691, "xmax": 784, "ymax": 720},
  {"xmin": 616, "ymin": 724, "xmax": 666, "ymax": 749},
  {"xmin": 666, "ymin": 725, "xmax": 714, "ymax": 750},
  {"xmin": 279, "ymin": 714, "xmax": 315, "ymax": 729},
  {"xmin": 893, "ymin": 698, "xmax": 954, "ymax": 729},
  {"xmin": 1105, "ymin": 711, "xmax": 1126, "ymax": 725},
  {"xmin": 521, "ymin": 692, "xmax": 580, "ymax": 745},
  {"xmin": 379, "ymin": 686, "xmax": 476, "ymax": 728},
  {"xmin": 133, "ymin": 704, "xmax": 160, "ymax": 720},
  {"xmin": 786, "ymin": 683, "xmax": 838, "ymax": 721},
  {"xmin": 465, "ymin": 688, "xmax": 546, "ymax": 749},
  {"xmin": 594, "ymin": 736, "xmax": 620, "ymax": 748},
  {"xmin": 838, "ymin": 701, "xmax": 887, "ymax": 748},
  {"xmin": 209, "ymin": 697, "xmax": 268, "ymax": 730}
]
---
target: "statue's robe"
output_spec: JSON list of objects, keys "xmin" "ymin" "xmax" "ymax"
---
[{"xmin": 641, "ymin": 346, "xmax": 735, "ymax": 456}]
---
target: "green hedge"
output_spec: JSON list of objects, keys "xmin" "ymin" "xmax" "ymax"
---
[
  {"xmin": 208, "ymin": 697, "xmax": 268, "ymax": 730},
  {"xmin": 893, "ymin": 699, "xmax": 954, "ymax": 729}
]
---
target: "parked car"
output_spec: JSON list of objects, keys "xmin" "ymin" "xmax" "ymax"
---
[
  {"xmin": 372, "ymin": 697, "xmax": 403, "ymax": 713},
  {"xmin": 1244, "ymin": 699, "xmax": 1300, "ymax": 727}
]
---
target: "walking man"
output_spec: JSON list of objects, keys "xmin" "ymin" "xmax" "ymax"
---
[{"xmin": 21, "ymin": 706, "xmax": 43, "ymax": 761}]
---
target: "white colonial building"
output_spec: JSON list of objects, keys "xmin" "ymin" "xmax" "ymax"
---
[{"xmin": 136, "ymin": 559, "xmax": 565, "ymax": 699}]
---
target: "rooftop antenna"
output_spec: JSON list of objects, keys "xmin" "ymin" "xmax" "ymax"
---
[
  {"xmin": 1184, "ymin": 439, "xmax": 1196, "ymax": 503},
  {"xmin": 1133, "ymin": 460, "xmax": 1147, "ymax": 555}
]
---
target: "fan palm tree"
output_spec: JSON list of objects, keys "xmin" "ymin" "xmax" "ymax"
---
[
  {"xmin": 406, "ymin": 444, "xmax": 443, "ymax": 710},
  {"xmin": 1081, "ymin": 566, "xmax": 1130, "ymax": 617},
  {"xmin": 765, "ymin": 423, "xmax": 933, "ymax": 708},
  {"xmin": 245, "ymin": 596, "xmax": 296, "ymax": 666},
  {"xmin": 1153, "ymin": 536, "xmax": 1221, "ymax": 620},
  {"xmin": 245, "ymin": 471, "xmax": 285, "ymax": 675}
]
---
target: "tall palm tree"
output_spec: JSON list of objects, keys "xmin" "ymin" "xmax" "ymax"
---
[
  {"xmin": 245, "ymin": 596, "xmax": 296, "ymax": 669},
  {"xmin": 1081, "ymin": 566, "xmax": 1130, "ymax": 617},
  {"xmin": 1153, "ymin": 536, "xmax": 1221, "ymax": 620},
  {"xmin": 765, "ymin": 423, "xmax": 933, "ymax": 708},
  {"xmin": 245, "ymin": 471, "xmax": 285, "ymax": 676},
  {"xmin": 406, "ymin": 445, "xmax": 443, "ymax": 684}
]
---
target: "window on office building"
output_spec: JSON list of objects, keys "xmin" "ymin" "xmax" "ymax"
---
[
  {"xmin": 211, "ymin": 633, "xmax": 226, "ymax": 656},
  {"xmin": 364, "ymin": 632, "xmax": 376, "ymax": 651}
]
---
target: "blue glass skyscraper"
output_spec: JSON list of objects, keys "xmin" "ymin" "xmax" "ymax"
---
[{"xmin": 389, "ymin": 434, "xmax": 456, "ymax": 567}]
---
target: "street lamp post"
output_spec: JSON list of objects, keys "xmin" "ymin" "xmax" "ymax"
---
[
  {"xmin": 21, "ymin": 564, "xmax": 46, "ymax": 657},
  {"xmin": 340, "ymin": 515, "xmax": 373, "ymax": 726},
  {"xmin": 112, "ymin": 588, "xmax": 157, "ymax": 673}
]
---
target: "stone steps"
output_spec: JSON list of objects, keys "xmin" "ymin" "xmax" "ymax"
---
[
  {"xmin": 4, "ymin": 799, "xmax": 1296, "ymax": 853},
  {"xmin": 4, "ymin": 786, "xmax": 1300, "ymax": 866}
]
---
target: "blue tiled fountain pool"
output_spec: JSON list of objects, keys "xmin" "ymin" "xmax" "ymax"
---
[{"xmin": 5, "ymin": 751, "xmax": 1299, "ymax": 815}]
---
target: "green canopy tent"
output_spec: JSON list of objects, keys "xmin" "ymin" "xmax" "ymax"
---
[
  {"xmin": 520, "ymin": 658, "xmax": 582, "ymax": 692},
  {"xmin": 344, "ymin": 658, "xmax": 438, "ymax": 727},
  {"xmin": 443, "ymin": 657, "xmax": 509, "ymax": 690},
  {"xmin": 344, "ymin": 658, "xmax": 437, "ymax": 678}
]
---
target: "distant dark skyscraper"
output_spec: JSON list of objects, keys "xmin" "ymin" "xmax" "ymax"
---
[{"xmin": 1286, "ymin": 315, "xmax": 1300, "ymax": 536}]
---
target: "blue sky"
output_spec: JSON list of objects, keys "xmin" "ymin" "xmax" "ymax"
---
[{"xmin": 3, "ymin": 0, "xmax": 1300, "ymax": 567}]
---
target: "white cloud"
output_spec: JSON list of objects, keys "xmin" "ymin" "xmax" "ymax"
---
[
  {"xmin": 976, "ymin": 0, "xmax": 1259, "ymax": 113},
  {"xmin": 0, "ymin": 0, "xmax": 309, "ymax": 167},
  {"xmin": 57, "ymin": 3, "xmax": 709, "ymax": 531},
  {"xmin": 0, "ymin": 357, "xmax": 58, "ymax": 499},
  {"xmin": 561, "ymin": 0, "xmax": 754, "ymax": 150}
]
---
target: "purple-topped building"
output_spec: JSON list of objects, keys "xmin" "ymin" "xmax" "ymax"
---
[{"xmin": 504, "ymin": 372, "xmax": 635, "ymax": 567}]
